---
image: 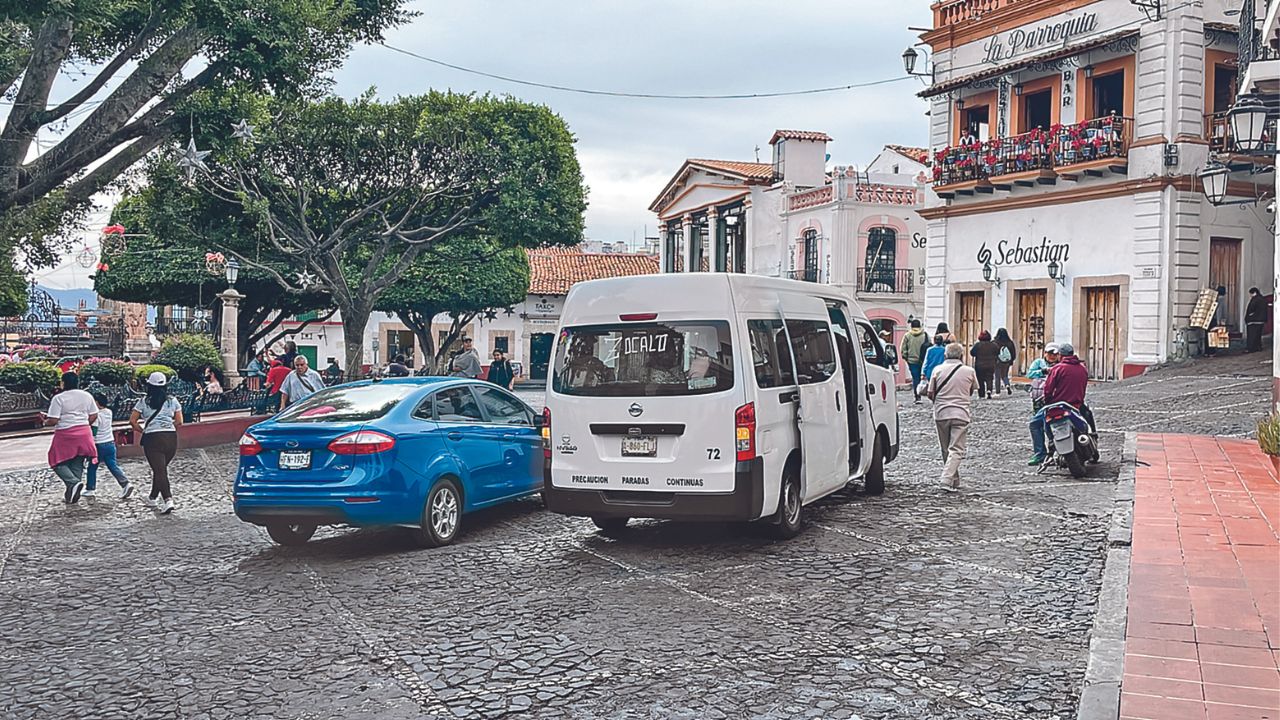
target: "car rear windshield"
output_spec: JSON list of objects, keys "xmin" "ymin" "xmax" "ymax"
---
[
  {"xmin": 275, "ymin": 383, "xmax": 419, "ymax": 423},
  {"xmin": 552, "ymin": 321, "xmax": 734, "ymax": 397}
]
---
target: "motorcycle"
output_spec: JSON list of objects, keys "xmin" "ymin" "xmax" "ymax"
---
[{"xmin": 1039, "ymin": 401, "xmax": 1099, "ymax": 478}]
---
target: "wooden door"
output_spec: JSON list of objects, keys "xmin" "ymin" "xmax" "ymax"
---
[
  {"xmin": 1015, "ymin": 289, "xmax": 1047, "ymax": 376},
  {"xmin": 1208, "ymin": 238, "xmax": 1242, "ymax": 331},
  {"xmin": 957, "ymin": 292, "xmax": 985, "ymax": 356},
  {"xmin": 1083, "ymin": 286, "xmax": 1121, "ymax": 381}
]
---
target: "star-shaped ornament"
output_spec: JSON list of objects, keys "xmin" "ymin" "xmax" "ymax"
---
[
  {"xmin": 231, "ymin": 119, "xmax": 255, "ymax": 142},
  {"xmin": 177, "ymin": 137, "xmax": 210, "ymax": 182},
  {"xmin": 483, "ymin": 309, "xmax": 498, "ymax": 321},
  {"xmin": 295, "ymin": 270, "xmax": 318, "ymax": 288}
]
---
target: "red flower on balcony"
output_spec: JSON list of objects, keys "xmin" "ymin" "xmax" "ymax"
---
[
  {"xmin": 932, "ymin": 166, "xmax": 942, "ymax": 179},
  {"xmin": 1071, "ymin": 139, "xmax": 1084, "ymax": 151},
  {"xmin": 102, "ymin": 224, "xmax": 125, "ymax": 235}
]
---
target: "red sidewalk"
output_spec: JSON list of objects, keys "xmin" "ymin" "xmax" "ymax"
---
[{"xmin": 1122, "ymin": 434, "xmax": 1280, "ymax": 720}]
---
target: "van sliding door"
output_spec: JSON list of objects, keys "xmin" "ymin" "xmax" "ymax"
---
[{"xmin": 779, "ymin": 295, "xmax": 849, "ymax": 500}]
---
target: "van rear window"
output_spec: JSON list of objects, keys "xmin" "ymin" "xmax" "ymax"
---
[{"xmin": 552, "ymin": 322, "xmax": 733, "ymax": 397}]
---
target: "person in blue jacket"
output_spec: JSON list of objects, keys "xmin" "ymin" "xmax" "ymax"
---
[{"xmin": 918, "ymin": 332, "xmax": 949, "ymax": 400}]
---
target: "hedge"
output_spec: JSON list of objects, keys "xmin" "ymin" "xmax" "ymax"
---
[{"xmin": 0, "ymin": 361, "xmax": 61, "ymax": 394}]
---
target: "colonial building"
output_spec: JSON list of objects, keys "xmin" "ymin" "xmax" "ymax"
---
[
  {"xmin": 650, "ymin": 132, "xmax": 936, "ymax": 380},
  {"xmin": 917, "ymin": 0, "xmax": 1275, "ymax": 379}
]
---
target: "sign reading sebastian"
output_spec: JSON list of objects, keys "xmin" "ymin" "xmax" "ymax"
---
[
  {"xmin": 977, "ymin": 238, "xmax": 1070, "ymax": 267},
  {"xmin": 983, "ymin": 12, "xmax": 1099, "ymax": 65}
]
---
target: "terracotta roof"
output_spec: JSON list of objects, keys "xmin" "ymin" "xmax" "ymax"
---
[
  {"xmin": 769, "ymin": 129, "xmax": 833, "ymax": 145},
  {"xmin": 884, "ymin": 145, "xmax": 930, "ymax": 165},
  {"xmin": 687, "ymin": 158, "xmax": 776, "ymax": 180},
  {"xmin": 527, "ymin": 247, "xmax": 660, "ymax": 296}
]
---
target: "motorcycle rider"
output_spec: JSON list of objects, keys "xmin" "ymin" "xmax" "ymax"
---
[{"xmin": 1028, "ymin": 343, "xmax": 1092, "ymax": 465}]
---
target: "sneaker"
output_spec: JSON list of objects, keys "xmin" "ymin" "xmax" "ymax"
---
[
  {"xmin": 142, "ymin": 496, "xmax": 159, "ymax": 510},
  {"xmin": 82, "ymin": 489, "xmax": 97, "ymax": 498},
  {"xmin": 65, "ymin": 482, "xmax": 84, "ymax": 504},
  {"xmin": 1027, "ymin": 454, "xmax": 1045, "ymax": 466},
  {"xmin": 1007, "ymin": 386, "xmax": 1013, "ymax": 395},
  {"xmin": 119, "ymin": 483, "xmax": 134, "ymax": 500},
  {"xmin": 158, "ymin": 498, "xmax": 173, "ymax": 514},
  {"xmin": 942, "ymin": 485, "xmax": 959, "ymax": 493},
  {"xmin": 913, "ymin": 398, "xmax": 921, "ymax": 405}
]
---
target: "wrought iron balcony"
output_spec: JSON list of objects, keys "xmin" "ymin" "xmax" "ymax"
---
[
  {"xmin": 932, "ymin": 115, "xmax": 1132, "ymax": 189},
  {"xmin": 856, "ymin": 268, "xmax": 915, "ymax": 294}
]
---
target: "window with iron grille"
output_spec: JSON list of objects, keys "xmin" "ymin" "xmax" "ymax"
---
[
  {"xmin": 802, "ymin": 229, "xmax": 819, "ymax": 282},
  {"xmin": 865, "ymin": 227, "xmax": 896, "ymax": 291}
]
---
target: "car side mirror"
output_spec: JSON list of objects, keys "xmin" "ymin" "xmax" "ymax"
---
[
  {"xmin": 884, "ymin": 345, "xmax": 899, "ymax": 366},
  {"xmin": 533, "ymin": 413, "xmax": 545, "ymax": 428}
]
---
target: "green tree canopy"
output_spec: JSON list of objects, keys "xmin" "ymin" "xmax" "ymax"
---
[
  {"xmin": 374, "ymin": 237, "xmax": 531, "ymax": 370},
  {"xmin": 0, "ymin": 0, "xmax": 411, "ymax": 269}
]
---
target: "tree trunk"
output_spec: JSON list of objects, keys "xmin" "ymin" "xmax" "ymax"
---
[
  {"xmin": 398, "ymin": 308, "xmax": 440, "ymax": 375},
  {"xmin": 432, "ymin": 312, "xmax": 478, "ymax": 374},
  {"xmin": 340, "ymin": 303, "xmax": 372, "ymax": 379}
]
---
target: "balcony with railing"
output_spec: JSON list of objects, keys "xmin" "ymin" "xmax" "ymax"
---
[
  {"xmin": 931, "ymin": 0, "xmax": 1030, "ymax": 30},
  {"xmin": 932, "ymin": 115, "xmax": 1132, "ymax": 197},
  {"xmin": 856, "ymin": 268, "xmax": 915, "ymax": 295},
  {"xmin": 788, "ymin": 185, "xmax": 834, "ymax": 211},
  {"xmin": 1205, "ymin": 110, "xmax": 1279, "ymax": 154},
  {"xmin": 785, "ymin": 268, "xmax": 821, "ymax": 283}
]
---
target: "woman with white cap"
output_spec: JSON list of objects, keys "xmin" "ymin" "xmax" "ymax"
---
[{"xmin": 129, "ymin": 371, "xmax": 184, "ymax": 513}]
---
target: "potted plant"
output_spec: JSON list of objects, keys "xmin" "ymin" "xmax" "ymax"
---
[{"xmin": 1259, "ymin": 414, "xmax": 1280, "ymax": 476}]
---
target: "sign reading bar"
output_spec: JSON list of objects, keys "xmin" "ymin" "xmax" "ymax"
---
[
  {"xmin": 977, "ymin": 238, "xmax": 1070, "ymax": 267},
  {"xmin": 983, "ymin": 12, "xmax": 1099, "ymax": 65}
]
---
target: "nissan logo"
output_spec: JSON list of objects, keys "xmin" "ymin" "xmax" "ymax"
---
[{"xmin": 628, "ymin": 403, "xmax": 643, "ymax": 417}]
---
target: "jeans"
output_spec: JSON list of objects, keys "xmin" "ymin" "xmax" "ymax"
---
[
  {"xmin": 995, "ymin": 362, "xmax": 1012, "ymax": 391},
  {"xmin": 1030, "ymin": 410, "xmax": 1047, "ymax": 458},
  {"xmin": 86, "ymin": 442, "xmax": 128, "ymax": 490},
  {"xmin": 936, "ymin": 418, "xmax": 969, "ymax": 487},
  {"xmin": 908, "ymin": 362, "xmax": 923, "ymax": 398},
  {"xmin": 976, "ymin": 367, "xmax": 995, "ymax": 398}
]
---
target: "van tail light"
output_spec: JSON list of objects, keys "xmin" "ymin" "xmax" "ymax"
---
[
  {"xmin": 328, "ymin": 430, "xmax": 396, "ymax": 455},
  {"xmin": 541, "ymin": 407, "xmax": 552, "ymax": 459},
  {"xmin": 619, "ymin": 313, "xmax": 657, "ymax": 321},
  {"xmin": 238, "ymin": 433, "xmax": 263, "ymax": 456},
  {"xmin": 735, "ymin": 402, "xmax": 756, "ymax": 462}
]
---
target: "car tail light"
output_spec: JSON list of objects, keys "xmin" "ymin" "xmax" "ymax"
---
[
  {"xmin": 238, "ymin": 433, "xmax": 263, "ymax": 456},
  {"xmin": 735, "ymin": 402, "xmax": 756, "ymax": 462},
  {"xmin": 328, "ymin": 430, "xmax": 396, "ymax": 455},
  {"xmin": 619, "ymin": 313, "xmax": 657, "ymax": 321},
  {"xmin": 541, "ymin": 407, "xmax": 552, "ymax": 460}
]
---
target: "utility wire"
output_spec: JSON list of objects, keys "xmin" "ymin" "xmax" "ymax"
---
[{"xmin": 378, "ymin": 42, "xmax": 915, "ymax": 99}]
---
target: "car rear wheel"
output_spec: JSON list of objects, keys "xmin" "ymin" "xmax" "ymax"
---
[
  {"xmin": 592, "ymin": 517, "xmax": 629, "ymax": 536},
  {"xmin": 266, "ymin": 522, "xmax": 317, "ymax": 546},
  {"xmin": 768, "ymin": 468, "xmax": 803, "ymax": 540},
  {"xmin": 410, "ymin": 477, "xmax": 463, "ymax": 548}
]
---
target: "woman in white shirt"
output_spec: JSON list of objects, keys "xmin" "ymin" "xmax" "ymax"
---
[
  {"xmin": 130, "ymin": 372, "xmax": 184, "ymax": 514},
  {"xmin": 40, "ymin": 372, "xmax": 99, "ymax": 504}
]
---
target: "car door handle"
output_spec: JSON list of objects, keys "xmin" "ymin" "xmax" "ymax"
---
[
  {"xmin": 835, "ymin": 391, "xmax": 841, "ymax": 412},
  {"xmin": 447, "ymin": 432, "xmax": 463, "ymax": 441},
  {"xmin": 502, "ymin": 434, "xmax": 515, "ymax": 441}
]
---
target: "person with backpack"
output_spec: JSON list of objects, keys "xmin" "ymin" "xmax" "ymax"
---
[
  {"xmin": 899, "ymin": 319, "xmax": 931, "ymax": 404},
  {"xmin": 918, "ymin": 333, "xmax": 949, "ymax": 400},
  {"xmin": 969, "ymin": 330, "xmax": 1000, "ymax": 399},
  {"xmin": 925, "ymin": 343, "xmax": 978, "ymax": 492},
  {"xmin": 993, "ymin": 328, "xmax": 1017, "ymax": 395}
]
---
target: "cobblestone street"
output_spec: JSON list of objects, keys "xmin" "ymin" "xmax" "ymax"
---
[{"xmin": 0, "ymin": 356, "xmax": 1271, "ymax": 720}]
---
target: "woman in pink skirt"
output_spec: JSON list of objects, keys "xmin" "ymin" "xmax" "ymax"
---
[{"xmin": 40, "ymin": 372, "xmax": 99, "ymax": 504}]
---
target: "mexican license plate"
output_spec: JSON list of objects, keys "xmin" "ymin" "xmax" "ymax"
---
[
  {"xmin": 279, "ymin": 450, "xmax": 312, "ymax": 470},
  {"xmin": 621, "ymin": 436, "xmax": 657, "ymax": 457}
]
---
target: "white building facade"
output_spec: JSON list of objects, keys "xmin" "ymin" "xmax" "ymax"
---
[{"xmin": 919, "ymin": 0, "xmax": 1275, "ymax": 379}]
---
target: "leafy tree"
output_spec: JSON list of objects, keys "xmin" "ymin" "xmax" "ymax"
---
[
  {"xmin": 0, "ymin": 0, "xmax": 411, "ymax": 272},
  {"xmin": 375, "ymin": 238, "xmax": 530, "ymax": 372},
  {"xmin": 196, "ymin": 91, "xmax": 585, "ymax": 373},
  {"xmin": 94, "ymin": 161, "xmax": 331, "ymax": 362}
]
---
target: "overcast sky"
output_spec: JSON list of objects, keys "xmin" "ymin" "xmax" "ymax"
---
[{"xmin": 39, "ymin": 0, "xmax": 930, "ymax": 288}]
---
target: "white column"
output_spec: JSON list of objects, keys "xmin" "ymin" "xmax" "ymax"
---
[
  {"xmin": 217, "ymin": 289, "xmax": 244, "ymax": 389},
  {"xmin": 706, "ymin": 208, "xmax": 718, "ymax": 272},
  {"xmin": 656, "ymin": 221, "xmax": 668, "ymax": 272},
  {"xmin": 681, "ymin": 215, "xmax": 694, "ymax": 273}
]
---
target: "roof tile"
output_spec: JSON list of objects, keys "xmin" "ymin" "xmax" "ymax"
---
[
  {"xmin": 769, "ymin": 129, "xmax": 834, "ymax": 144},
  {"xmin": 527, "ymin": 247, "xmax": 660, "ymax": 296},
  {"xmin": 687, "ymin": 158, "xmax": 776, "ymax": 181},
  {"xmin": 884, "ymin": 144, "xmax": 930, "ymax": 165}
]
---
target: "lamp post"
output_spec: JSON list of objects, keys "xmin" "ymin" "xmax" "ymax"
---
[
  {"xmin": 217, "ymin": 256, "xmax": 245, "ymax": 388},
  {"xmin": 1198, "ymin": 161, "xmax": 1230, "ymax": 206},
  {"xmin": 1227, "ymin": 93, "xmax": 1270, "ymax": 154},
  {"xmin": 901, "ymin": 46, "xmax": 933, "ymax": 80},
  {"xmin": 1048, "ymin": 259, "xmax": 1067, "ymax": 287},
  {"xmin": 982, "ymin": 261, "xmax": 1002, "ymax": 288}
]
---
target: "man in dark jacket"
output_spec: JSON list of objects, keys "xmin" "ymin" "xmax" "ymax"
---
[
  {"xmin": 1245, "ymin": 287, "xmax": 1267, "ymax": 353},
  {"xmin": 900, "ymin": 319, "xmax": 931, "ymax": 403},
  {"xmin": 1028, "ymin": 343, "xmax": 1093, "ymax": 464}
]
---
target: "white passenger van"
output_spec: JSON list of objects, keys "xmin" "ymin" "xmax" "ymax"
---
[{"xmin": 541, "ymin": 274, "xmax": 900, "ymax": 538}]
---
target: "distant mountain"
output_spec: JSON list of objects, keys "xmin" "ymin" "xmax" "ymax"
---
[{"xmin": 36, "ymin": 286, "xmax": 99, "ymax": 312}]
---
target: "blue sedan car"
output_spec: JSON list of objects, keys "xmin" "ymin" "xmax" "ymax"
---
[{"xmin": 233, "ymin": 378, "xmax": 544, "ymax": 547}]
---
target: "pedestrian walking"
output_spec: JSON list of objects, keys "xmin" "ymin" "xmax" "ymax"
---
[
  {"xmin": 130, "ymin": 372, "xmax": 183, "ymax": 514},
  {"xmin": 919, "ymin": 333, "xmax": 948, "ymax": 399},
  {"xmin": 450, "ymin": 337, "xmax": 482, "ymax": 379},
  {"xmin": 899, "ymin": 319, "xmax": 930, "ymax": 404},
  {"xmin": 40, "ymin": 372, "xmax": 99, "ymax": 504},
  {"xmin": 85, "ymin": 391, "xmax": 132, "ymax": 499},
  {"xmin": 261, "ymin": 358, "xmax": 290, "ymax": 413},
  {"xmin": 925, "ymin": 343, "xmax": 978, "ymax": 491},
  {"xmin": 934, "ymin": 322, "xmax": 950, "ymax": 336},
  {"xmin": 486, "ymin": 349, "xmax": 516, "ymax": 390},
  {"xmin": 969, "ymin": 330, "xmax": 1000, "ymax": 398},
  {"xmin": 993, "ymin": 328, "xmax": 1017, "ymax": 395},
  {"xmin": 280, "ymin": 355, "xmax": 326, "ymax": 410},
  {"xmin": 1245, "ymin": 287, "xmax": 1267, "ymax": 353}
]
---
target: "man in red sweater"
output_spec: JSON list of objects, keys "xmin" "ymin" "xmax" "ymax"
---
[{"xmin": 1029, "ymin": 343, "xmax": 1092, "ymax": 464}]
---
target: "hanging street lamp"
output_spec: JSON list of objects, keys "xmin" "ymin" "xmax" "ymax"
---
[{"xmin": 1227, "ymin": 93, "xmax": 1270, "ymax": 155}]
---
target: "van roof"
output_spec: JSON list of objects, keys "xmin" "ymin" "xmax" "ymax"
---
[{"xmin": 561, "ymin": 274, "xmax": 870, "ymax": 325}]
